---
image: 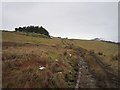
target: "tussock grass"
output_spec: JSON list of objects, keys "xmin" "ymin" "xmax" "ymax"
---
[
  {"xmin": 2, "ymin": 40, "xmax": 79, "ymax": 88},
  {"xmin": 2, "ymin": 31, "xmax": 118, "ymax": 88}
]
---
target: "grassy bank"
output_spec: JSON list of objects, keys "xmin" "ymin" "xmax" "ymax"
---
[{"xmin": 2, "ymin": 31, "xmax": 119, "ymax": 88}]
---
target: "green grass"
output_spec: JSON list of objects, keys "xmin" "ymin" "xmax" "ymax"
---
[
  {"xmin": 2, "ymin": 31, "xmax": 119, "ymax": 88},
  {"xmin": 2, "ymin": 31, "xmax": 62, "ymax": 46},
  {"xmin": 3, "ymin": 31, "xmax": 118, "ymax": 54},
  {"xmin": 71, "ymin": 39, "xmax": 118, "ymax": 71},
  {"xmin": 2, "ymin": 31, "xmax": 79, "ymax": 88},
  {"xmin": 2, "ymin": 31, "xmax": 118, "ymax": 71}
]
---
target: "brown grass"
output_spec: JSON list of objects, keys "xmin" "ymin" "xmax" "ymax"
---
[
  {"xmin": 2, "ymin": 41, "xmax": 79, "ymax": 88},
  {"xmin": 2, "ymin": 32, "xmax": 119, "ymax": 88}
]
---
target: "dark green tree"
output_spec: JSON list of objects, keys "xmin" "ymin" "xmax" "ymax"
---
[{"xmin": 15, "ymin": 26, "xmax": 50, "ymax": 37}]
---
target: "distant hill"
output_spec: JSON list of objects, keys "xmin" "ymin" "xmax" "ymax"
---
[
  {"xmin": 101, "ymin": 40, "xmax": 119, "ymax": 45},
  {"xmin": 92, "ymin": 38, "xmax": 119, "ymax": 45},
  {"xmin": 91, "ymin": 38, "xmax": 103, "ymax": 41}
]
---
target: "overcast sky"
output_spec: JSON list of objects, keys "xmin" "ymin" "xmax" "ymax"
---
[{"xmin": 1, "ymin": 2, "xmax": 118, "ymax": 42}]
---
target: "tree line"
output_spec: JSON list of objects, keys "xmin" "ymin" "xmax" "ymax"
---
[{"xmin": 15, "ymin": 26, "xmax": 50, "ymax": 37}]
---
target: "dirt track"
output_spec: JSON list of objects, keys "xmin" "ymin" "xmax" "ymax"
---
[
  {"xmin": 75, "ymin": 48, "xmax": 119, "ymax": 88},
  {"xmin": 75, "ymin": 56, "xmax": 97, "ymax": 89}
]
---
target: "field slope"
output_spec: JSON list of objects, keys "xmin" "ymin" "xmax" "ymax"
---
[{"xmin": 2, "ymin": 31, "xmax": 119, "ymax": 88}]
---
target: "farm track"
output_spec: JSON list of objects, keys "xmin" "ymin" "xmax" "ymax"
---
[
  {"xmin": 61, "ymin": 39, "xmax": 98, "ymax": 88},
  {"xmin": 91, "ymin": 53, "xmax": 119, "ymax": 88},
  {"xmin": 75, "ymin": 56, "xmax": 97, "ymax": 89},
  {"xmin": 70, "ymin": 43, "xmax": 119, "ymax": 88}
]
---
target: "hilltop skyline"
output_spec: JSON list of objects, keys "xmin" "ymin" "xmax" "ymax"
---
[{"xmin": 1, "ymin": 2, "xmax": 118, "ymax": 42}]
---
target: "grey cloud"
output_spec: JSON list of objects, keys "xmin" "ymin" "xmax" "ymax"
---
[{"xmin": 2, "ymin": 2, "xmax": 118, "ymax": 42}]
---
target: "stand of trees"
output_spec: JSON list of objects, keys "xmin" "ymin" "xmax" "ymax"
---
[{"xmin": 15, "ymin": 26, "xmax": 50, "ymax": 37}]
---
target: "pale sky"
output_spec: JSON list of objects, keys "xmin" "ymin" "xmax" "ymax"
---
[{"xmin": 1, "ymin": 1, "xmax": 118, "ymax": 42}]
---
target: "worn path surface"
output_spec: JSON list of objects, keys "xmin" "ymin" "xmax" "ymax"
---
[{"xmin": 75, "ymin": 56, "xmax": 97, "ymax": 89}]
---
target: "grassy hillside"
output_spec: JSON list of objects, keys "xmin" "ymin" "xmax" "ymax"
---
[
  {"xmin": 2, "ymin": 31, "xmax": 119, "ymax": 88},
  {"xmin": 2, "ymin": 32, "xmax": 80, "ymax": 88},
  {"xmin": 70, "ymin": 39, "xmax": 118, "ymax": 72}
]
